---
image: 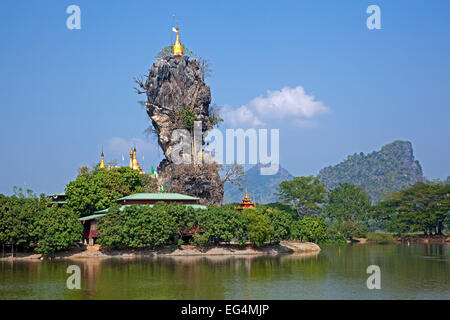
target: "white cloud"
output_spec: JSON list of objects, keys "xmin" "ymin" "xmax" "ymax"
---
[
  {"xmin": 222, "ymin": 104, "xmax": 266, "ymax": 127},
  {"xmin": 223, "ymin": 86, "xmax": 330, "ymax": 127}
]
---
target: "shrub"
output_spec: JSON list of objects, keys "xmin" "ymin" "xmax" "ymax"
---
[
  {"xmin": 264, "ymin": 207, "xmax": 292, "ymax": 242},
  {"xmin": 33, "ymin": 206, "xmax": 83, "ymax": 255},
  {"xmin": 329, "ymin": 220, "xmax": 368, "ymax": 240},
  {"xmin": 241, "ymin": 209, "xmax": 273, "ymax": 247},
  {"xmin": 290, "ymin": 216, "xmax": 330, "ymax": 244},
  {"xmin": 366, "ymin": 231, "xmax": 395, "ymax": 244},
  {"xmin": 178, "ymin": 108, "xmax": 197, "ymax": 130},
  {"xmin": 97, "ymin": 203, "xmax": 177, "ymax": 248},
  {"xmin": 194, "ymin": 206, "xmax": 246, "ymax": 245}
]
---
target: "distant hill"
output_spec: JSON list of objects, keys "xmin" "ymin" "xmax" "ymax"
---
[
  {"xmin": 223, "ymin": 163, "xmax": 293, "ymax": 204},
  {"xmin": 317, "ymin": 140, "xmax": 425, "ymax": 202}
]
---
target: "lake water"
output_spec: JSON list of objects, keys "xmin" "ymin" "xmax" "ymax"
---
[{"xmin": 0, "ymin": 244, "xmax": 449, "ymax": 299}]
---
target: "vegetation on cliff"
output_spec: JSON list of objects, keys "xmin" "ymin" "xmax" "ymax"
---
[{"xmin": 318, "ymin": 141, "xmax": 425, "ymax": 202}]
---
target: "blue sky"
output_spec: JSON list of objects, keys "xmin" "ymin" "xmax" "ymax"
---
[{"xmin": 0, "ymin": 0, "xmax": 449, "ymax": 195}]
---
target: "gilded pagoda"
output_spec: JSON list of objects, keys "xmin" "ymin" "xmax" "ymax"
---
[{"xmin": 235, "ymin": 192, "xmax": 256, "ymax": 210}]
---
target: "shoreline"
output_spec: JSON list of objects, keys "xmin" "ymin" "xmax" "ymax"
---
[
  {"xmin": 350, "ymin": 235, "xmax": 450, "ymax": 245},
  {"xmin": 0, "ymin": 241, "xmax": 321, "ymax": 261}
]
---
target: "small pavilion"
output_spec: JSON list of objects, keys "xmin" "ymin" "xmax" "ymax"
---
[{"xmin": 235, "ymin": 192, "xmax": 256, "ymax": 211}]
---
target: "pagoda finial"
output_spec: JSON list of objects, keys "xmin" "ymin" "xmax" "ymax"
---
[
  {"xmin": 172, "ymin": 25, "xmax": 183, "ymax": 56},
  {"xmin": 235, "ymin": 191, "xmax": 256, "ymax": 211},
  {"xmin": 129, "ymin": 148, "xmax": 133, "ymax": 168},
  {"xmin": 132, "ymin": 147, "xmax": 143, "ymax": 173},
  {"xmin": 99, "ymin": 149, "xmax": 106, "ymax": 169}
]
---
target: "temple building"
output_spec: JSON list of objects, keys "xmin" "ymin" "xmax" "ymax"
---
[
  {"xmin": 47, "ymin": 192, "xmax": 68, "ymax": 207},
  {"xmin": 235, "ymin": 192, "xmax": 256, "ymax": 211}
]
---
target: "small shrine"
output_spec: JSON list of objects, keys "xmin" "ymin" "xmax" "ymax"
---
[{"xmin": 235, "ymin": 191, "xmax": 256, "ymax": 211}]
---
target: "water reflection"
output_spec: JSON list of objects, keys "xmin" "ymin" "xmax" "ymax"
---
[{"xmin": 0, "ymin": 244, "xmax": 448, "ymax": 299}]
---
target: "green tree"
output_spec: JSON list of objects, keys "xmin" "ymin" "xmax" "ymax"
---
[
  {"xmin": 241, "ymin": 209, "xmax": 273, "ymax": 247},
  {"xmin": 263, "ymin": 207, "xmax": 292, "ymax": 242},
  {"xmin": 329, "ymin": 220, "xmax": 368, "ymax": 241},
  {"xmin": 0, "ymin": 194, "xmax": 43, "ymax": 250},
  {"xmin": 290, "ymin": 216, "xmax": 330, "ymax": 244},
  {"xmin": 65, "ymin": 167, "xmax": 145, "ymax": 216},
  {"xmin": 194, "ymin": 206, "xmax": 246, "ymax": 245},
  {"xmin": 372, "ymin": 182, "xmax": 449, "ymax": 236},
  {"xmin": 276, "ymin": 176, "xmax": 326, "ymax": 218},
  {"xmin": 33, "ymin": 206, "xmax": 83, "ymax": 255},
  {"xmin": 325, "ymin": 183, "xmax": 371, "ymax": 222},
  {"xmin": 97, "ymin": 203, "xmax": 178, "ymax": 248}
]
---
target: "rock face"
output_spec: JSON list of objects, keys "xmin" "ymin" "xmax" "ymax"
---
[
  {"xmin": 161, "ymin": 163, "xmax": 224, "ymax": 206},
  {"xmin": 141, "ymin": 55, "xmax": 222, "ymax": 204},
  {"xmin": 144, "ymin": 56, "xmax": 213, "ymax": 162},
  {"xmin": 318, "ymin": 140, "xmax": 425, "ymax": 202}
]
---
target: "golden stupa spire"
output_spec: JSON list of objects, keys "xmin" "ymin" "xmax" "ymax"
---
[
  {"xmin": 129, "ymin": 148, "xmax": 133, "ymax": 168},
  {"xmin": 132, "ymin": 147, "xmax": 143, "ymax": 173},
  {"xmin": 173, "ymin": 26, "xmax": 183, "ymax": 56},
  {"xmin": 99, "ymin": 151, "xmax": 106, "ymax": 169}
]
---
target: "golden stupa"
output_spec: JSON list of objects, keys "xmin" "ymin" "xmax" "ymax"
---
[
  {"xmin": 129, "ymin": 148, "xmax": 134, "ymax": 168},
  {"xmin": 99, "ymin": 151, "xmax": 106, "ymax": 169},
  {"xmin": 131, "ymin": 147, "xmax": 143, "ymax": 173},
  {"xmin": 173, "ymin": 26, "xmax": 183, "ymax": 56}
]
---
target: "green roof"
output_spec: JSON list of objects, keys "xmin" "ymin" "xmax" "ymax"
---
[
  {"xmin": 187, "ymin": 204, "xmax": 208, "ymax": 210},
  {"xmin": 94, "ymin": 203, "xmax": 207, "ymax": 214},
  {"xmin": 50, "ymin": 192, "xmax": 66, "ymax": 197},
  {"xmin": 50, "ymin": 201, "xmax": 68, "ymax": 205},
  {"xmin": 79, "ymin": 213, "xmax": 106, "ymax": 221},
  {"xmin": 116, "ymin": 193, "xmax": 199, "ymax": 201}
]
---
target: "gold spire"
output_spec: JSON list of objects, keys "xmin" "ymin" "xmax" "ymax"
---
[
  {"xmin": 129, "ymin": 148, "xmax": 133, "ymax": 168},
  {"xmin": 132, "ymin": 147, "xmax": 143, "ymax": 173},
  {"xmin": 99, "ymin": 151, "xmax": 106, "ymax": 169},
  {"xmin": 173, "ymin": 26, "xmax": 183, "ymax": 56}
]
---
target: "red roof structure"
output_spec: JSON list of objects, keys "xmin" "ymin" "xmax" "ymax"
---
[{"xmin": 235, "ymin": 192, "xmax": 256, "ymax": 210}]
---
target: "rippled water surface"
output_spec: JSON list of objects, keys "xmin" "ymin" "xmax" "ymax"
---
[{"xmin": 1, "ymin": 244, "xmax": 449, "ymax": 299}]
